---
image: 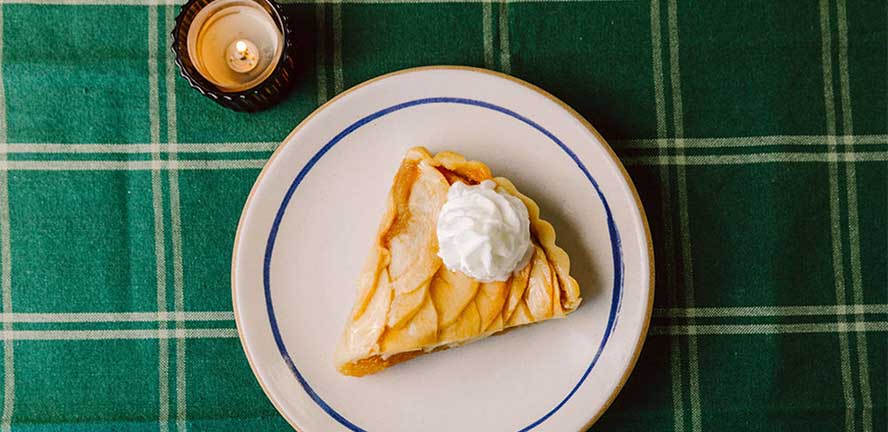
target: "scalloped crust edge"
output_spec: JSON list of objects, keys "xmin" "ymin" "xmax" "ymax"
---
[{"xmin": 490, "ymin": 177, "xmax": 582, "ymax": 311}]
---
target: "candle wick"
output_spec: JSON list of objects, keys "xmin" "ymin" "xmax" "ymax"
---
[
  {"xmin": 235, "ymin": 40, "xmax": 253, "ymax": 61},
  {"xmin": 226, "ymin": 39, "xmax": 259, "ymax": 74}
]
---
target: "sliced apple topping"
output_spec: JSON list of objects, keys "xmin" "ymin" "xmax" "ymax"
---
[
  {"xmin": 506, "ymin": 301, "xmax": 534, "ymax": 327},
  {"xmin": 525, "ymin": 244, "xmax": 554, "ymax": 321},
  {"xmin": 337, "ymin": 268, "xmax": 393, "ymax": 363},
  {"xmin": 386, "ymin": 162, "xmax": 448, "ymax": 295},
  {"xmin": 475, "ymin": 281, "xmax": 508, "ymax": 332},
  {"xmin": 380, "ymin": 290, "xmax": 439, "ymax": 355},
  {"xmin": 387, "ymin": 278, "xmax": 432, "ymax": 329},
  {"xmin": 439, "ymin": 300, "xmax": 481, "ymax": 345},
  {"xmin": 430, "ymin": 267, "xmax": 480, "ymax": 327},
  {"xmin": 503, "ymin": 260, "xmax": 531, "ymax": 323}
]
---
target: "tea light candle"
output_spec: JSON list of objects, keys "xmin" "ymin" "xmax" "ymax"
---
[
  {"xmin": 186, "ymin": 0, "xmax": 282, "ymax": 92},
  {"xmin": 172, "ymin": 0, "xmax": 296, "ymax": 111}
]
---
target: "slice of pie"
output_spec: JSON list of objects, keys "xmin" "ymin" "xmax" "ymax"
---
[{"xmin": 335, "ymin": 147, "xmax": 581, "ymax": 376}]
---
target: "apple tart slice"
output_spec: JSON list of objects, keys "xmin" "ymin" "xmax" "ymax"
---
[{"xmin": 335, "ymin": 147, "xmax": 581, "ymax": 376}]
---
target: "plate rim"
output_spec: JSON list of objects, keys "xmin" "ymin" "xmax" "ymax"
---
[{"xmin": 231, "ymin": 65, "xmax": 655, "ymax": 432}]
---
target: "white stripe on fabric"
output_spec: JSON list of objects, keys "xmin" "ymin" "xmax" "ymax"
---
[
  {"xmin": 0, "ymin": 312, "xmax": 234, "ymax": 323},
  {"xmin": 482, "ymin": 1, "xmax": 494, "ymax": 69},
  {"xmin": 148, "ymin": 10, "xmax": 160, "ymax": 148},
  {"xmin": 175, "ymin": 335, "xmax": 186, "ymax": 432},
  {"xmin": 316, "ymin": 3, "xmax": 328, "ymax": 104},
  {"xmin": 164, "ymin": 6, "xmax": 189, "ymax": 428},
  {"xmin": 498, "ymin": 0, "xmax": 511, "ymax": 74},
  {"xmin": 835, "ymin": 1, "xmax": 872, "ymax": 429},
  {"xmin": 332, "ymin": 0, "xmax": 344, "ymax": 94},
  {"xmin": 2, "ymin": 329, "xmax": 238, "ymax": 340},
  {"xmin": 147, "ymin": 7, "xmax": 169, "ymax": 431},
  {"xmin": 649, "ymin": 0, "xmax": 667, "ymax": 141},
  {"xmin": 0, "ymin": 142, "xmax": 278, "ymax": 153},
  {"xmin": 819, "ymin": 1, "xmax": 856, "ymax": 430},
  {"xmin": 656, "ymin": 304, "xmax": 888, "ymax": 318},
  {"xmin": 650, "ymin": 1, "xmax": 684, "ymax": 430},
  {"xmin": 0, "ymin": 160, "xmax": 267, "ymax": 170},
  {"xmin": 666, "ymin": 1, "xmax": 701, "ymax": 430},
  {"xmin": 617, "ymin": 134, "xmax": 888, "ymax": 149},
  {"xmin": 170, "ymin": 173, "xmax": 187, "ymax": 432},
  {"xmin": 669, "ymin": 332, "xmax": 684, "ymax": 432},
  {"xmin": 622, "ymin": 151, "xmax": 888, "ymax": 166},
  {"xmin": 158, "ymin": 319, "xmax": 170, "ymax": 432},
  {"xmin": 652, "ymin": 322, "xmax": 888, "ymax": 336}
]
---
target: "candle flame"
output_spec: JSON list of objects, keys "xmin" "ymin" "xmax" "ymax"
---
[
  {"xmin": 235, "ymin": 40, "xmax": 248, "ymax": 54},
  {"xmin": 227, "ymin": 39, "xmax": 258, "ymax": 73}
]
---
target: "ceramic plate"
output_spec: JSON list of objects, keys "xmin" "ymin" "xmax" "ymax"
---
[{"xmin": 232, "ymin": 66, "xmax": 653, "ymax": 432}]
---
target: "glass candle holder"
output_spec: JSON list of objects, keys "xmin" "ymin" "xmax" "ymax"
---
[{"xmin": 172, "ymin": 0, "xmax": 296, "ymax": 112}]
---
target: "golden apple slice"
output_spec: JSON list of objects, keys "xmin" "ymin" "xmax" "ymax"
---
[
  {"xmin": 433, "ymin": 151, "xmax": 493, "ymax": 183},
  {"xmin": 525, "ymin": 245, "xmax": 554, "ymax": 321},
  {"xmin": 380, "ymin": 291, "xmax": 438, "ymax": 355},
  {"xmin": 430, "ymin": 268, "xmax": 480, "ymax": 327},
  {"xmin": 506, "ymin": 301, "xmax": 534, "ymax": 327},
  {"xmin": 475, "ymin": 281, "xmax": 508, "ymax": 331},
  {"xmin": 387, "ymin": 279, "xmax": 431, "ymax": 329},
  {"xmin": 349, "ymin": 246, "xmax": 390, "ymax": 320},
  {"xmin": 335, "ymin": 269, "xmax": 393, "ymax": 364},
  {"xmin": 552, "ymin": 273, "xmax": 565, "ymax": 318},
  {"xmin": 386, "ymin": 162, "xmax": 448, "ymax": 296},
  {"xmin": 484, "ymin": 312, "xmax": 504, "ymax": 333},
  {"xmin": 439, "ymin": 300, "xmax": 481, "ymax": 345},
  {"xmin": 503, "ymin": 262, "xmax": 531, "ymax": 323}
]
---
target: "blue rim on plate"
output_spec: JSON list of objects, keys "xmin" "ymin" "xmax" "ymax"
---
[{"xmin": 262, "ymin": 97, "xmax": 624, "ymax": 432}]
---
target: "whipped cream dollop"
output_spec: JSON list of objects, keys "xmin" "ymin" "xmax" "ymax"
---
[{"xmin": 436, "ymin": 180, "xmax": 533, "ymax": 282}]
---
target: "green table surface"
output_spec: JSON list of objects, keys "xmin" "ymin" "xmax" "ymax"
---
[{"xmin": 0, "ymin": 0, "xmax": 886, "ymax": 430}]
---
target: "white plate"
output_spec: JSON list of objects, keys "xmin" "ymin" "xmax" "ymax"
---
[{"xmin": 232, "ymin": 66, "xmax": 653, "ymax": 432}]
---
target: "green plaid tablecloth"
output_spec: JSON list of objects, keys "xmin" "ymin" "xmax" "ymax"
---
[{"xmin": 0, "ymin": 0, "xmax": 885, "ymax": 430}]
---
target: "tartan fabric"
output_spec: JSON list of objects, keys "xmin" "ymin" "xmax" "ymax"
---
[{"xmin": 0, "ymin": 0, "xmax": 885, "ymax": 431}]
